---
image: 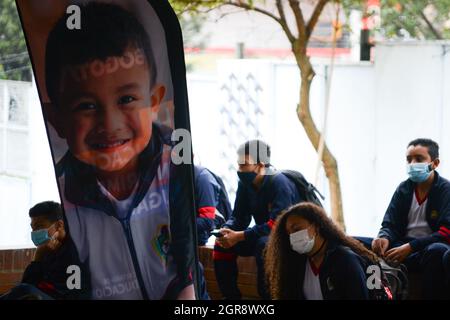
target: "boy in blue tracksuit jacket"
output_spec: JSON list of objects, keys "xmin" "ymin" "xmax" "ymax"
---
[
  {"xmin": 194, "ymin": 165, "xmax": 222, "ymax": 246},
  {"xmin": 193, "ymin": 165, "xmax": 232, "ymax": 300},
  {"xmin": 370, "ymin": 139, "xmax": 450, "ymax": 299},
  {"xmin": 214, "ymin": 140, "xmax": 303, "ymax": 299},
  {"xmin": 45, "ymin": 3, "xmax": 195, "ymax": 299}
]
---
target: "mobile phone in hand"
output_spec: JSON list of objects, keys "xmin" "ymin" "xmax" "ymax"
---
[{"xmin": 211, "ymin": 229, "xmax": 223, "ymax": 238}]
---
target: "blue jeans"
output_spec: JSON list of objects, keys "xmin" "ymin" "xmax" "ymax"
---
[{"xmin": 197, "ymin": 262, "xmax": 210, "ymax": 300}]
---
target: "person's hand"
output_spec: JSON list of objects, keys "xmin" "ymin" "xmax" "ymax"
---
[
  {"xmin": 215, "ymin": 229, "xmax": 244, "ymax": 249},
  {"xmin": 385, "ymin": 243, "xmax": 412, "ymax": 266},
  {"xmin": 34, "ymin": 231, "xmax": 62, "ymax": 261},
  {"xmin": 371, "ymin": 238, "xmax": 390, "ymax": 257}
]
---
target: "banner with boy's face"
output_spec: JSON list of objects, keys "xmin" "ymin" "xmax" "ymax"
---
[{"xmin": 16, "ymin": 0, "xmax": 198, "ymax": 299}]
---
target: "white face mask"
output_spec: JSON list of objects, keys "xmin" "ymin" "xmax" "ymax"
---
[{"xmin": 290, "ymin": 228, "xmax": 315, "ymax": 254}]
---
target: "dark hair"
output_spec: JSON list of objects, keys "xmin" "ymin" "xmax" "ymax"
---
[
  {"xmin": 29, "ymin": 201, "xmax": 63, "ymax": 222},
  {"xmin": 237, "ymin": 139, "xmax": 271, "ymax": 167},
  {"xmin": 265, "ymin": 202, "xmax": 378, "ymax": 299},
  {"xmin": 45, "ymin": 2, "xmax": 156, "ymax": 104},
  {"xmin": 407, "ymin": 138, "xmax": 439, "ymax": 160}
]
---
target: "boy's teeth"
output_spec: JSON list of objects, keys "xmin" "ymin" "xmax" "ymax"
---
[{"xmin": 95, "ymin": 140, "xmax": 127, "ymax": 149}]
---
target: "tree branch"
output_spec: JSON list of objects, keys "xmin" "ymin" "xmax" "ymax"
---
[
  {"xmin": 173, "ymin": 1, "xmax": 226, "ymax": 17},
  {"xmin": 306, "ymin": 0, "xmax": 329, "ymax": 40},
  {"xmin": 402, "ymin": 1, "xmax": 443, "ymax": 40},
  {"xmin": 288, "ymin": 0, "xmax": 307, "ymax": 42},
  {"xmin": 419, "ymin": 10, "xmax": 443, "ymax": 39},
  {"xmin": 224, "ymin": 1, "xmax": 296, "ymax": 44},
  {"xmin": 224, "ymin": 1, "xmax": 281, "ymax": 24},
  {"xmin": 275, "ymin": 0, "xmax": 296, "ymax": 43}
]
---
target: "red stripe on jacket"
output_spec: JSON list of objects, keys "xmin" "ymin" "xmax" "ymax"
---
[
  {"xmin": 37, "ymin": 281, "xmax": 56, "ymax": 293},
  {"xmin": 198, "ymin": 206, "xmax": 215, "ymax": 219},
  {"xmin": 267, "ymin": 219, "xmax": 276, "ymax": 229},
  {"xmin": 438, "ymin": 226, "xmax": 450, "ymax": 243}
]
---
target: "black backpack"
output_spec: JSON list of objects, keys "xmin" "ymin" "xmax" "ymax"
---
[
  {"xmin": 364, "ymin": 260, "xmax": 394, "ymax": 300},
  {"xmin": 378, "ymin": 260, "xmax": 409, "ymax": 300},
  {"xmin": 278, "ymin": 170, "xmax": 325, "ymax": 207},
  {"xmin": 362, "ymin": 258, "xmax": 409, "ymax": 300},
  {"xmin": 205, "ymin": 169, "xmax": 232, "ymax": 228}
]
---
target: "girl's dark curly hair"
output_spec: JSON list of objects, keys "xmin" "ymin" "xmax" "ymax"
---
[{"xmin": 264, "ymin": 202, "xmax": 378, "ymax": 299}]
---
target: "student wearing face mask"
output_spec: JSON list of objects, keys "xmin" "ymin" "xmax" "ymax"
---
[
  {"xmin": 265, "ymin": 202, "xmax": 377, "ymax": 300},
  {"xmin": 366, "ymin": 138, "xmax": 450, "ymax": 299},
  {"xmin": 213, "ymin": 140, "xmax": 304, "ymax": 299},
  {"xmin": 1, "ymin": 201, "xmax": 88, "ymax": 300}
]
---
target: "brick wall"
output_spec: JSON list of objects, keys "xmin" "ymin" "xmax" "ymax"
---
[
  {"xmin": 198, "ymin": 246, "xmax": 259, "ymax": 300},
  {"xmin": 0, "ymin": 248, "xmax": 35, "ymax": 294},
  {"xmin": 0, "ymin": 247, "xmax": 260, "ymax": 299},
  {"xmin": 1, "ymin": 247, "xmax": 422, "ymax": 299}
]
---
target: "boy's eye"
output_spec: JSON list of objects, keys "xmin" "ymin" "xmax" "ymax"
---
[
  {"xmin": 74, "ymin": 102, "xmax": 97, "ymax": 111},
  {"xmin": 118, "ymin": 95, "xmax": 135, "ymax": 105}
]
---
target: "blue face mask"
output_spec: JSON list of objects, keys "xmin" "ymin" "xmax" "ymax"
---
[
  {"xmin": 407, "ymin": 163, "xmax": 433, "ymax": 183},
  {"xmin": 237, "ymin": 171, "xmax": 258, "ymax": 187},
  {"xmin": 31, "ymin": 226, "xmax": 54, "ymax": 247}
]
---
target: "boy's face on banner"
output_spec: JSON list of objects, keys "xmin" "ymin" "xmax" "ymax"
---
[
  {"xmin": 16, "ymin": 0, "xmax": 197, "ymax": 299},
  {"xmin": 53, "ymin": 49, "xmax": 165, "ymax": 172}
]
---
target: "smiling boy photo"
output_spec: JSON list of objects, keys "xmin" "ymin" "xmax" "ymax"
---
[{"xmin": 16, "ymin": 0, "xmax": 196, "ymax": 300}]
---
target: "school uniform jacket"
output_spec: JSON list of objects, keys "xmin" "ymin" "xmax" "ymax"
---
[
  {"xmin": 55, "ymin": 124, "xmax": 195, "ymax": 300},
  {"xmin": 194, "ymin": 165, "xmax": 221, "ymax": 234},
  {"xmin": 295, "ymin": 241, "xmax": 370, "ymax": 300},
  {"xmin": 378, "ymin": 171, "xmax": 450, "ymax": 251},
  {"xmin": 225, "ymin": 170, "xmax": 303, "ymax": 242}
]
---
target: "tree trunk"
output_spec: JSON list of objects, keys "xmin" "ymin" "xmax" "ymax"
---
[{"xmin": 294, "ymin": 47, "xmax": 346, "ymax": 230}]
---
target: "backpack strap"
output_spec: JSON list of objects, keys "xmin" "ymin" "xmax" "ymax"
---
[{"xmin": 282, "ymin": 170, "xmax": 325, "ymax": 201}]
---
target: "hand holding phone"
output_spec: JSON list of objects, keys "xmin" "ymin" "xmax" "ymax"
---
[{"xmin": 210, "ymin": 229, "xmax": 224, "ymax": 238}]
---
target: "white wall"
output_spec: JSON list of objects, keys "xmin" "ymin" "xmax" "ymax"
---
[
  {"xmin": 189, "ymin": 41, "xmax": 450, "ymax": 237},
  {"xmin": 372, "ymin": 41, "xmax": 450, "ymax": 236},
  {"xmin": 0, "ymin": 80, "xmax": 59, "ymax": 249}
]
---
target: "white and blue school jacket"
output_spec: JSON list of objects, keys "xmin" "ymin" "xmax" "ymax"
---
[{"xmin": 56, "ymin": 124, "xmax": 195, "ymax": 300}]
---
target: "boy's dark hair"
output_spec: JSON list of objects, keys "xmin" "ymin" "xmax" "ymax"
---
[
  {"xmin": 45, "ymin": 2, "xmax": 156, "ymax": 104},
  {"xmin": 237, "ymin": 139, "xmax": 271, "ymax": 167},
  {"xmin": 408, "ymin": 138, "xmax": 439, "ymax": 160},
  {"xmin": 29, "ymin": 201, "xmax": 63, "ymax": 222}
]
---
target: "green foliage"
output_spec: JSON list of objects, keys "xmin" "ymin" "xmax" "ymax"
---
[
  {"xmin": 380, "ymin": 0, "xmax": 450, "ymax": 39},
  {"xmin": 170, "ymin": 0, "xmax": 450, "ymax": 40},
  {"xmin": 177, "ymin": 11, "xmax": 210, "ymax": 49},
  {"xmin": 169, "ymin": 0, "xmax": 226, "ymax": 15},
  {"xmin": 0, "ymin": 0, "xmax": 31, "ymax": 81}
]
